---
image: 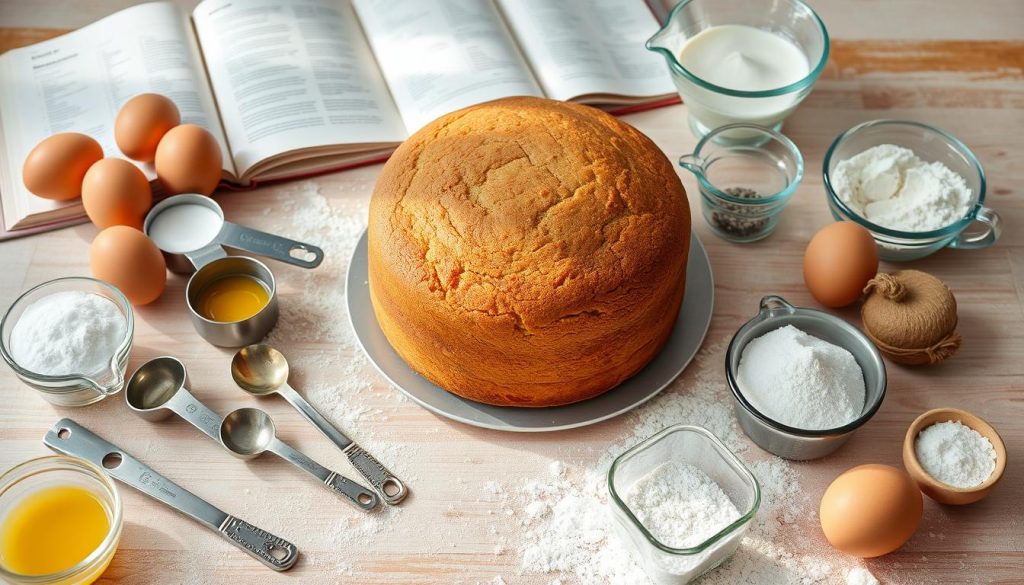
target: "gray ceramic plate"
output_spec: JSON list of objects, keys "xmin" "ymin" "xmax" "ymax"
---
[{"xmin": 346, "ymin": 231, "xmax": 714, "ymax": 432}]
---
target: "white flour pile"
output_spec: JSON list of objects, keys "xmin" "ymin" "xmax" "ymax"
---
[
  {"xmin": 736, "ymin": 325, "xmax": 865, "ymax": 430},
  {"xmin": 915, "ymin": 420, "xmax": 997, "ymax": 488},
  {"xmin": 10, "ymin": 290, "xmax": 126, "ymax": 375},
  {"xmin": 622, "ymin": 461, "xmax": 740, "ymax": 549},
  {"xmin": 515, "ymin": 341, "xmax": 866, "ymax": 585},
  {"xmin": 831, "ymin": 143, "xmax": 972, "ymax": 232}
]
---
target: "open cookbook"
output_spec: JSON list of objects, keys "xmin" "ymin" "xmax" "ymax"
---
[{"xmin": 0, "ymin": 0, "xmax": 676, "ymax": 238}]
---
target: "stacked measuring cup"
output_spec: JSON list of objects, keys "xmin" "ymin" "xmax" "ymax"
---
[{"xmin": 144, "ymin": 193, "xmax": 324, "ymax": 347}]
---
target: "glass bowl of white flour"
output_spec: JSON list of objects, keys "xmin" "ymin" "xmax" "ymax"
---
[
  {"xmin": 823, "ymin": 119, "xmax": 1000, "ymax": 261},
  {"xmin": 607, "ymin": 424, "xmax": 760, "ymax": 584},
  {"xmin": 1, "ymin": 277, "xmax": 133, "ymax": 406}
]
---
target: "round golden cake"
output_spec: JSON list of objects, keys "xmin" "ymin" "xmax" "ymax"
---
[{"xmin": 368, "ymin": 97, "xmax": 690, "ymax": 407}]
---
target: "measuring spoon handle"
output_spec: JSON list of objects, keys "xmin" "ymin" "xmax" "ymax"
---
[
  {"xmin": 43, "ymin": 419, "xmax": 299, "ymax": 571},
  {"xmin": 344, "ymin": 444, "xmax": 408, "ymax": 505},
  {"xmin": 278, "ymin": 385, "xmax": 408, "ymax": 505},
  {"xmin": 268, "ymin": 437, "xmax": 379, "ymax": 511},
  {"xmin": 219, "ymin": 222, "xmax": 323, "ymax": 269},
  {"xmin": 168, "ymin": 387, "xmax": 223, "ymax": 441}
]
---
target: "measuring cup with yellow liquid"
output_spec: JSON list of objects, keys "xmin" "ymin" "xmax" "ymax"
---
[{"xmin": 143, "ymin": 194, "xmax": 324, "ymax": 347}]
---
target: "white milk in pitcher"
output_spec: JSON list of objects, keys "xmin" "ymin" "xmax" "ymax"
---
[{"xmin": 677, "ymin": 25, "xmax": 811, "ymax": 133}]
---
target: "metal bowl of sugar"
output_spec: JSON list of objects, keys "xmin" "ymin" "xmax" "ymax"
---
[
  {"xmin": 823, "ymin": 119, "xmax": 1000, "ymax": 262},
  {"xmin": 725, "ymin": 295, "xmax": 886, "ymax": 460},
  {"xmin": 0, "ymin": 277, "xmax": 133, "ymax": 406}
]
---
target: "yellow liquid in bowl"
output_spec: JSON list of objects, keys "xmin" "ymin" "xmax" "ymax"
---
[
  {"xmin": 1, "ymin": 485, "xmax": 110, "ymax": 576},
  {"xmin": 197, "ymin": 275, "xmax": 270, "ymax": 322}
]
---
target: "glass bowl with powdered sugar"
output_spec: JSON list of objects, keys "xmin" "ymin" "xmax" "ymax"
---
[
  {"xmin": 824, "ymin": 119, "xmax": 1001, "ymax": 261},
  {"xmin": 1, "ymin": 277, "xmax": 133, "ymax": 406},
  {"xmin": 607, "ymin": 425, "xmax": 760, "ymax": 585}
]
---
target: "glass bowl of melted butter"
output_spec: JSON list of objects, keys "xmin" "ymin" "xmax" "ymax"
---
[{"xmin": 0, "ymin": 455, "xmax": 122, "ymax": 584}]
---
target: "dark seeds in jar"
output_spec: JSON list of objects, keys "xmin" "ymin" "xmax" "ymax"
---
[{"xmin": 713, "ymin": 187, "xmax": 769, "ymax": 238}]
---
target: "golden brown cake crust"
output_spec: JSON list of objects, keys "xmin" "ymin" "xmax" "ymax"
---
[{"xmin": 368, "ymin": 97, "xmax": 690, "ymax": 407}]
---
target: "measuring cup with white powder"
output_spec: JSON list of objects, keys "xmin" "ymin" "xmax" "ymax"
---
[
  {"xmin": 726, "ymin": 296, "xmax": 887, "ymax": 460},
  {"xmin": 0, "ymin": 277, "xmax": 133, "ymax": 406},
  {"xmin": 143, "ymin": 194, "xmax": 326, "ymax": 347},
  {"xmin": 144, "ymin": 193, "xmax": 324, "ymax": 274}
]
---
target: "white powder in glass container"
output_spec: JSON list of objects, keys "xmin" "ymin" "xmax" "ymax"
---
[
  {"xmin": 9, "ymin": 291, "xmax": 126, "ymax": 376},
  {"xmin": 831, "ymin": 144, "xmax": 972, "ymax": 232},
  {"xmin": 736, "ymin": 325, "xmax": 865, "ymax": 430},
  {"xmin": 915, "ymin": 420, "xmax": 997, "ymax": 488},
  {"xmin": 623, "ymin": 461, "xmax": 740, "ymax": 549}
]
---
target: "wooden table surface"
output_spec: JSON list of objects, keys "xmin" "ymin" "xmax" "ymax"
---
[{"xmin": 1, "ymin": 2, "xmax": 1022, "ymax": 584}]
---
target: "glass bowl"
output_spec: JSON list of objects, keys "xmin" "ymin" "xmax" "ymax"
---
[
  {"xmin": 0, "ymin": 455, "xmax": 122, "ymax": 584},
  {"xmin": 679, "ymin": 124, "xmax": 803, "ymax": 243},
  {"xmin": 647, "ymin": 0, "xmax": 829, "ymax": 142},
  {"xmin": 726, "ymin": 296, "xmax": 886, "ymax": 460},
  {"xmin": 824, "ymin": 119, "xmax": 1000, "ymax": 261},
  {"xmin": 608, "ymin": 425, "xmax": 760, "ymax": 584},
  {"xmin": 0, "ymin": 277, "xmax": 133, "ymax": 406}
]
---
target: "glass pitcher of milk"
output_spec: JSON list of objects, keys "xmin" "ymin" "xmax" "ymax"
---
[{"xmin": 647, "ymin": 0, "xmax": 829, "ymax": 144}]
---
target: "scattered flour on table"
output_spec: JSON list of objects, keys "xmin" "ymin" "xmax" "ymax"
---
[
  {"xmin": 846, "ymin": 566, "xmax": 880, "ymax": 585},
  {"xmin": 514, "ymin": 340, "xmax": 870, "ymax": 585},
  {"xmin": 915, "ymin": 420, "xmax": 997, "ymax": 488},
  {"xmin": 255, "ymin": 181, "xmax": 421, "ymax": 559}
]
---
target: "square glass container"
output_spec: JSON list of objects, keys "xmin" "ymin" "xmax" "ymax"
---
[{"xmin": 607, "ymin": 425, "xmax": 759, "ymax": 585}]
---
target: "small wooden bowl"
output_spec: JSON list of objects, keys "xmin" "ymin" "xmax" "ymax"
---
[{"xmin": 903, "ymin": 408, "xmax": 1006, "ymax": 505}]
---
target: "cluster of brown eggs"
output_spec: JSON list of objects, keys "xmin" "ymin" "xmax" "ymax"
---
[{"xmin": 21, "ymin": 94, "xmax": 224, "ymax": 306}]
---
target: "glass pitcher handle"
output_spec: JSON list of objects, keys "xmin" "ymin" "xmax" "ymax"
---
[{"xmin": 948, "ymin": 206, "xmax": 1001, "ymax": 250}]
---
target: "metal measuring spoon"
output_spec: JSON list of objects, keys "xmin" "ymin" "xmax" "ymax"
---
[
  {"xmin": 126, "ymin": 356, "xmax": 222, "ymax": 440},
  {"xmin": 44, "ymin": 418, "xmax": 299, "ymax": 571},
  {"xmin": 231, "ymin": 344, "xmax": 408, "ymax": 505},
  {"xmin": 219, "ymin": 407, "xmax": 379, "ymax": 511}
]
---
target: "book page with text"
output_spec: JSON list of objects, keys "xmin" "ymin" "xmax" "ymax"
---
[
  {"xmin": 192, "ymin": 0, "xmax": 407, "ymax": 178},
  {"xmin": 0, "ymin": 1, "xmax": 229, "ymax": 230},
  {"xmin": 352, "ymin": 0, "xmax": 544, "ymax": 133},
  {"xmin": 495, "ymin": 0, "xmax": 673, "ymax": 102}
]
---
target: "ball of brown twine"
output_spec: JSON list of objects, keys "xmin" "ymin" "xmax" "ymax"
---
[{"xmin": 861, "ymin": 270, "xmax": 960, "ymax": 365}]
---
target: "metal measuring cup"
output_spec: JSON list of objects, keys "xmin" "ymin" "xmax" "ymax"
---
[
  {"xmin": 125, "ymin": 356, "xmax": 223, "ymax": 440},
  {"xmin": 142, "ymin": 194, "xmax": 325, "ymax": 347},
  {"xmin": 219, "ymin": 407, "xmax": 380, "ymax": 511},
  {"xmin": 143, "ymin": 194, "xmax": 324, "ymax": 274}
]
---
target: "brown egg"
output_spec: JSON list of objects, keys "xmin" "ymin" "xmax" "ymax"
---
[
  {"xmin": 114, "ymin": 94, "xmax": 181, "ymax": 162},
  {"xmin": 154, "ymin": 124, "xmax": 222, "ymax": 196},
  {"xmin": 820, "ymin": 464, "xmax": 923, "ymax": 558},
  {"xmin": 803, "ymin": 222, "xmax": 879, "ymax": 308},
  {"xmin": 90, "ymin": 226, "xmax": 167, "ymax": 305},
  {"xmin": 81, "ymin": 158, "xmax": 153, "ymax": 229},
  {"xmin": 22, "ymin": 133, "xmax": 103, "ymax": 200}
]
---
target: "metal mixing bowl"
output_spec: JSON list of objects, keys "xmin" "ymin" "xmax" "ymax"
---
[{"xmin": 725, "ymin": 295, "xmax": 886, "ymax": 460}]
